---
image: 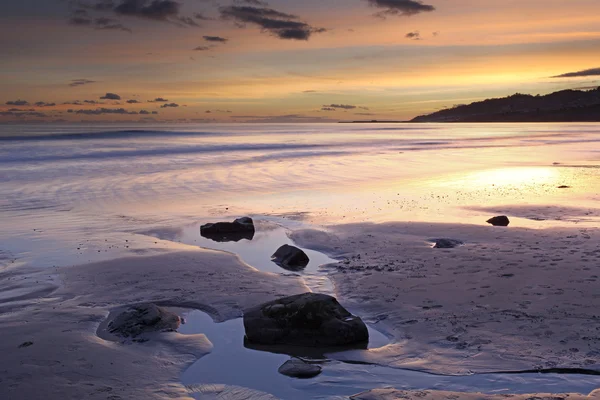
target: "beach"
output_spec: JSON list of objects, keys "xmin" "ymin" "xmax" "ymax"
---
[{"xmin": 1, "ymin": 122, "xmax": 600, "ymax": 399}]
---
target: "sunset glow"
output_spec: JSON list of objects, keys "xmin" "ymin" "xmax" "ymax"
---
[{"xmin": 2, "ymin": 0, "xmax": 600, "ymax": 123}]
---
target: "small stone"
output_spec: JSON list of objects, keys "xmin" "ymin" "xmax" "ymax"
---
[
  {"xmin": 18, "ymin": 341, "xmax": 34, "ymax": 348},
  {"xmin": 200, "ymin": 217, "xmax": 255, "ymax": 242},
  {"xmin": 278, "ymin": 359, "xmax": 322, "ymax": 378},
  {"xmin": 430, "ymin": 238, "xmax": 463, "ymax": 249},
  {"xmin": 271, "ymin": 244, "xmax": 310, "ymax": 270},
  {"xmin": 108, "ymin": 304, "xmax": 180, "ymax": 338},
  {"xmin": 486, "ymin": 216, "xmax": 510, "ymax": 226}
]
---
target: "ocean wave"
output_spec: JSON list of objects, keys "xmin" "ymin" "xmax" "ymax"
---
[{"xmin": 0, "ymin": 129, "xmax": 230, "ymax": 142}]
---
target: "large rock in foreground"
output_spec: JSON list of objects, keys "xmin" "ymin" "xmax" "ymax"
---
[
  {"xmin": 108, "ymin": 304, "xmax": 180, "ymax": 338},
  {"xmin": 243, "ymin": 293, "xmax": 368, "ymax": 347},
  {"xmin": 486, "ymin": 215, "xmax": 510, "ymax": 226},
  {"xmin": 200, "ymin": 217, "xmax": 255, "ymax": 242},
  {"xmin": 271, "ymin": 244, "xmax": 310, "ymax": 270}
]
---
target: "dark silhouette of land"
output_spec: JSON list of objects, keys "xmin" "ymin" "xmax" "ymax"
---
[
  {"xmin": 410, "ymin": 87, "xmax": 600, "ymax": 122},
  {"xmin": 342, "ymin": 87, "xmax": 600, "ymax": 123}
]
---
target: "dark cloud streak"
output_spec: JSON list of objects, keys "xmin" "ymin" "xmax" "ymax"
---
[
  {"xmin": 365, "ymin": 0, "xmax": 435, "ymax": 17},
  {"xmin": 552, "ymin": 68, "xmax": 600, "ymax": 78},
  {"xmin": 219, "ymin": 6, "xmax": 325, "ymax": 40}
]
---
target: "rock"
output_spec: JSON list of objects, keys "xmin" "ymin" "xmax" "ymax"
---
[
  {"xmin": 271, "ymin": 244, "xmax": 309, "ymax": 270},
  {"xmin": 557, "ymin": 185, "xmax": 571, "ymax": 189},
  {"xmin": 200, "ymin": 217, "xmax": 255, "ymax": 242},
  {"xmin": 243, "ymin": 292, "xmax": 368, "ymax": 347},
  {"xmin": 108, "ymin": 304, "xmax": 180, "ymax": 338},
  {"xmin": 486, "ymin": 215, "xmax": 510, "ymax": 226},
  {"xmin": 18, "ymin": 341, "xmax": 33, "ymax": 348},
  {"xmin": 430, "ymin": 238, "xmax": 463, "ymax": 249},
  {"xmin": 278, "ymin": 358, "xmax": 322, "ymax": 378}
]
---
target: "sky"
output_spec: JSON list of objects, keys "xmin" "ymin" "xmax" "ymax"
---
[{"xmin": 1, "ymin": 0, "xmax": 600, "ymax": 123}]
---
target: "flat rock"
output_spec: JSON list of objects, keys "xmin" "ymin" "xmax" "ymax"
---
[
  {"xmin": 429, "ymin": 238, "xmax": 463, "ymax": 248},
  {"xmin": 200, "ymin": 217, "xmax": 255, "ymax": 242},
  {"xmin": 108, "ymin": 303, "xmax": 180, "ymax": 338},
  {"xmin": 271, "ymin": 244, "xmax": 310, "ymax": 270},
  {"xmin": 243, "ymin": 292, "xmax": 368, "ymax": 347},
  {"xmin": 486, "ymin": 215, "xmax": 510, "ymax": 226},
  {"xmin": 278, "ymin": 358, "xmax": 322, "ymax": 378}
]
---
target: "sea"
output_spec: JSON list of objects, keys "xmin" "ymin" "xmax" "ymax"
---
[{"xmin": 1, "ymin": 122, "xmax": 600, "ymax": 268}]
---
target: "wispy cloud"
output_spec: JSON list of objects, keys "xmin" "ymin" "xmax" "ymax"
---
[
  {"xmin": 552, "ymin": 67, "xmax": 600, "ymax": 78},
  {"xmin": 100, "ymin": 92, "xmax": 121, "ymax": 100},
  {"xmin": 365, "ymin": 0, "xmax": 435, "ymax": 17},
  {"xmin": 219, "ymin": 5, "xmax": 325, "ymax": 40},
  {"xmin": 70, "ymin": 79, "xmax": 96, "ymax": 87}
]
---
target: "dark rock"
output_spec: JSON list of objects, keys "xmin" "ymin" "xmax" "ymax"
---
[
  {"xmin": 200, "ymin": 217, "xmax": 255, "ymax": 242},
  {"xmin": 278, "ymin": 358, "xmax": 322, "ymax": 378},
  {"xmin": 430, "ymin": 238, "xmax": 463, "ymax": 248},
  {"xmin": 243, "ymin": 292, "xmax": 368, "ymax": 347},
  {"xmin": 557, "ymin": 185, "xmax": 571, "ymax": 189},
  {"xmin": 271, "ymin": 244, "xmax": 310, "ymax": 270},
  {"xmin": 486, "ymin": 215, "xmax": 510, "ymax": 226},
  {"xmin": 18, "ymin": 341, "xmax": 33, "ymax": 348},
  {"xmin": 108, "ymin": 304, "xmax": 180, "ymax": 338}
]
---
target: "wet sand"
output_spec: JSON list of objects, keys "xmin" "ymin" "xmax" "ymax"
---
[
  {"xmin": 0, "ymin": 248, "xmax": 307, "ymax": 399},
  {"xmin": 292, "ymin": 222, "xmax": 600, "ymax": 375}
]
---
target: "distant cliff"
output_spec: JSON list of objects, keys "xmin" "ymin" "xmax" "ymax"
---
[{"xmin": 411, "ymin": 87, "xmax": 600, "ymax": 122}]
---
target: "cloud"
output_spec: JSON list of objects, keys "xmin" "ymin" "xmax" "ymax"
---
[
  {"xmin": 149, "ymin": 97, "xmax": 169, "ymax": 102},
  {"xmin": 194, "ymin": 12, "xmax": 212, "ymax": 21},
  {"xmin": 323, "ymin": 104, "xmax": 357, "ymax": 110},
  {"xmin": 234, "ymin": 0, "xmax": 269, "ymax": 5},
  {"xmin": 87, "ymin": 0, "xmax": 115, "ymax": 12},
  {"xmin": 72, "ymin": 107, "xmax": 138, "ymax": 115},
  {"xmin": 365, "ymin": 0, "xmax": 435, "ymax": 17},
  {"xmin": 303, "ymin": 90, "xmax": 318, "ymax": 93},
  {"xmin": 160, "ymin": 103, "xmax": 179, "ymax": 108},
  {"xmin": 405, "ymin": 31, "xmax": 420, "ymax": 40},
  {"xmin": 0, "ymin": 111, "xmax": 47, "ymax": 118},
  {"xmin": 193, "ymin": 46, "xmax": 212, "ymax": 51},
  {"xmin": 6, "ymin": 100, "xmax": 29, "ymax": 106},
  {"xmin": 229, "ymin": 113, "xmax": 337, "ymax": 123},
  {"xmin": 94, "ymin": 17, "xmax": 132, "ymax": 32},
  {"xmin": 73, "ymin": 0, "xmax": 198, "ymax": 27},
  {"xmin": 321, "ymin": 107, "xmax": 336, "ymax": 111},
  {"xmin": 552, "ymin": 68, "xmax": 600, "ymax": 78},
  {"xmin": 126, "ymin": 99, "xmax": 141, "ymax": 103},
  {"xmin": 176, "ymin": 16, "xmax": 200, "ymax": 27},
  {"xmin": 114, "ymin": 0, "xmax": 180, "ymax": 21},
  {"xmin": 139, "ymin": 109, "xmax": 158, "ymax": 114},
  {"xmin": 219, "ymin": 6, "xmax": 325, "ymax": 40},
  {"xmin": 203, "ymin": 35, "xmax": 228, "ymax": 43},
  {"xmin": 69, "ymin": 16, "xmax": 93, "ymax": 25},
  {"xmin": 100, "ymin": 92, "xmax": 121, "ymax": 100},
  {"xmin": 355, "ymin": 112, "xmax": 376, "ymax": 116},
  {"xmin": 34, "ymin": 102, "xmax": 57, "ymax": 107},
  {"xmin": 70, "ymin": 79, "xmax": 96, "ymax": 87}
]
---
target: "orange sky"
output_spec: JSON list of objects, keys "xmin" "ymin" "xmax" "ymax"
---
[{"xmin": 1, "ymin": 0, "xmax": 599, "ymax": 123}]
